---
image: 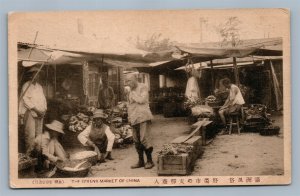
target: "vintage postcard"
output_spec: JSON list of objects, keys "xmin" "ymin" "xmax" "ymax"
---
[{"xmin": 8, "ymin": 9, "xmax": 291, "ymax": 188}]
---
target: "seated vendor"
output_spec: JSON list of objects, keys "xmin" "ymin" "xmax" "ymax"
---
[
  {"xmin": 77, "ymin": 109, "xmax": 115, "ymax": 163},
  {"xmin": 32, "ymin": 120, "xmax": 68, "ymax": 170},
  {"xmin": 218, "ymin": 78, "xmax": 245, "ymax": 131}
]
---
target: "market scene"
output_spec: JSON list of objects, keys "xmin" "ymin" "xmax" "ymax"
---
[{"xmin": 17, "ymin": 11, "xmax": 284, "ymax": 178}]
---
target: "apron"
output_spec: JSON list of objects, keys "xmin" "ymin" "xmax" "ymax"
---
[{"xmin": 89, "ymin": 125, "xmax": 108, "ymax": 153}]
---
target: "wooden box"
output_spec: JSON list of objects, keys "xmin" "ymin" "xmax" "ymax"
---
[
  {"xmin": 158, "ymin": 153, "xmax": 192, "ymax": 175},
  {"xmin": 157, "ymin": 136, "xmax": 202, "ymax": 176}
]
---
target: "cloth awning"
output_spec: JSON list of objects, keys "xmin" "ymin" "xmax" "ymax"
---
[{"xmin": 150, "ymin": 37, "xmax": 282, "ymax": 72}]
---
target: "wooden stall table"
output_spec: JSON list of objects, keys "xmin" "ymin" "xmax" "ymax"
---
[{"xmin": 191, "ymin": 120, "xmax": 213, "ymax": 146}]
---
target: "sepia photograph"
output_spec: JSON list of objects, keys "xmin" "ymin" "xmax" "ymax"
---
[{"xmin": 8, "ymin": 9, "xmax": 291, "ymax": 188}]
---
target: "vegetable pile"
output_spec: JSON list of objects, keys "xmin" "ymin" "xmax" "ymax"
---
[
  {"xmin": 183, "ymin": 98, "xmax": 205, "ymax": 109},
  {"xmin": 205, "ymin": 95, "xmax": 217, "ymax": 103},
  {"xmin": 113, "ymin": 125, "xmax": 133, "ymax": 144},
  {"xmin": 18, "ymin": 153, "xmax": 31, "ymax": 162},
  {"xmin": 159, "ymin": 144, "xmax": 194, "ymax": 155},
  {"xmin": 68, "ymin": 113, "xmax": 92, "ymax": 132}
]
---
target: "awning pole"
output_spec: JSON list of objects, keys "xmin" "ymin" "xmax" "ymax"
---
[
  {"xmin": 54, "ymin": 63, "xmax": 57, "ymax": 98},
  {"xmin": 233, "ymin": 57, "xmax": 240, "ymax": 85},
  {"xmin": 210, "ymin": 60, "xmax": 215, "ymax": 93}
]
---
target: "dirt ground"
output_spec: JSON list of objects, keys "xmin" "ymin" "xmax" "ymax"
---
[{"xmin": 85, "ymin": 114, "xmax": 284, "ymax": 177}]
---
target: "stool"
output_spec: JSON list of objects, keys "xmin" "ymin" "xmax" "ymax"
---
[{"xmin": 228, "ymin": 112, "xmax": 241, "ymax": 135}]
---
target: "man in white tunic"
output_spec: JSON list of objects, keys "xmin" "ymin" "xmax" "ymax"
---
[
  {"xmin": 219, "ymin": 78, "xmax": 245, "ymax": 129},
  {"xmin": 19, "ymin": 66, "xmax": 47, "ymax": 154}
]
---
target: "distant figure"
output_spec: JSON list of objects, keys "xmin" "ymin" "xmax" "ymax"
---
[
  {"xmin": 19, "ymin": 66, "xmax": 47, "ymax": 154},
  {"xmin": 126, "ymin": 74, "xmax": 154, "ymax": 169},
  {"xmin": 218, "ymin": 78, "xmax": 245, "ymax": 130},
  {"xmin": 33, "ymin": 120, "xmax": 67, "ymax": 169},
  {"xmin": 98, "ymin": 80, "xmax": 115, "ymax": 109},
  {"xmin": 78, "ymin": 109, "xmax": 115, "ymax": 162}
]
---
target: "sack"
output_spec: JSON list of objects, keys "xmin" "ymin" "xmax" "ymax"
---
[{"xmin": 191, "ymin": 105, "xmax": 213, "ymax": 116}]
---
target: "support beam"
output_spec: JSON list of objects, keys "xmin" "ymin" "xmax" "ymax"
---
[
  {"xmin": 210, "ymin": 60, "xmax": 215, "ymax": 93},
  {"xmin": 233, "ymin": 57, "xmax": 240, "ymax": 85}
]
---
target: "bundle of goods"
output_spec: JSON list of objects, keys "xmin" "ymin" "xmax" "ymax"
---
[
  {"xmin": 70, "ymin": 151, "xmax": 98, "ymax": 165},
  {"xmin": 18, "ymin": 153, "xmax": 37, "ymax": 171},
  {"xmin": 105, "ymin": 103, "xmax": 128, "ymax": 125},
  {"xmin": 159, "ymin": 143, "xmax": 194, "ymax": 156},
  {"xmin": 56, "ymin": 159, "xmax": 92, "ymax": 178},
  {"xmin": 183, "ymin": 98, "xmax": 205, "ymax": 110},
  {"xmin": 68, "ymin": 112, "xmax": 92, "ymax": 132},
  {"xmin": 205, "ymin": 95, "xmax": 221, "ymax": 107},
  {"xmin": 112, "ymin": 124, "xmax": 134, "ymax": 147},
  {"xmin": 243, "ymin": 104, "xmax": 271, "ymax": 132},
  {"xmin": 191, "ymin": 105, "xmax": 214, "ymax": 118}
]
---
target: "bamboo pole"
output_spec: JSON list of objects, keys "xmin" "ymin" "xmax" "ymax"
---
[
  {"xmin": 233, "ymin": 57, "xmax": 240, "ymax": 85},
  {"xmin": 210, "ymin": 60, "xmax": 215, "ymax": 94}
]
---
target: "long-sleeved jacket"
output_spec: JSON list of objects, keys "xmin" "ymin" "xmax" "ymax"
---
[
  {"xmin": 19, "ymin": 81, "xmax": 47, "ymax": 117},
  {"xmin": 78, "ymin": 125, "xmax": 115, "ymax": 152},
  {"xmin": 127, "ymin": 83, "xmax": 153, "ymax": 125},
  {"xmin": 34, "ymin": 131, "xmax": 67, "ymax": 162}
]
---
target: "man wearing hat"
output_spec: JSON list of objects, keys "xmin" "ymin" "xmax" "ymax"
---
[
  {"xmin": 19, "ymin": 66, "xmax": 47, "ymax": 154},
  {"xmin": 78, "ymin": 109, "xmax": 115, "ymax": 162},
  {"xmin": 126, "ymin": 74, "xmax": 154, "ymax": 169},
  {"xmin": 33, "ymin": 120, "xmax": 68, "ymax": 169}
]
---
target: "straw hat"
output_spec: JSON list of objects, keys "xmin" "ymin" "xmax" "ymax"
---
[
  {"xmin": 45, "ymin": 120, "xmax": 65, "ymax": 134},
  {"xmin": 93, "ymin": 109, "xmax": 108, "ymax": 119}
]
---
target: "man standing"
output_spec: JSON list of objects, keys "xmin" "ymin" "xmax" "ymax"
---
[
  {"xmin": 126, "ymin": 75, "xmax": 154, "ymax": 169},
  {"xmin": 218, "ymin": 78, "xmax": 245, "ymax": 131},
  {"xmin": 19, "ymin": 66, "xmax": 47, "ymax": 154},
  {"xmin": 98, "ymin": 79, "xmax": 115, "ymax": 109}
]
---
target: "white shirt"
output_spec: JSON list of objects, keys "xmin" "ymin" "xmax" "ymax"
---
[
  {"xmin": 34, "ymin": 131, "xmax": 66, "ymax": 162},
  {"xmin": 229, "ymin": 84, "xmax": 245, "ymax": 105},
  {"xmin": 19, "ymin": 81, "xmax": 47, "ymax": 116},
  {"xmin": 77, "ymin": 125, "xmax": 115, "ymax": 152}
]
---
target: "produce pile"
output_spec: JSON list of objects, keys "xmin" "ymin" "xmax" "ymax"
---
[
  {"xmin": 68, "ymin": 112, "xmax": 92, "ymax": 132},
  {"xmin": 245, "ymin": 104, "xmax": 266, "ymax": 116},
  {"xmin": 18, "ymin": 153, "xmax": 31, "ymax": 162},
  {"xmin": 159, "ymin": 144, "xmax": 194, "ymax": 156},
  {"xmin": 191, "ymin": 105, "xmax": 214, "ymax": 117},
  {"xmin": 183, "ymin": 98, "xmax": 205, "ymax": 110},
  {"xmin": 205, "ymin": 95, "xmax": 217, "ymax": 103},
  {"xmin": 113, "ymin": 124, "xmax": 133, "ymax": 145},
  {"xmin": 18, "ymin": 153, "xmax": 37, "ymax": 170},
  {"xmin": 105, "ymin": 102, "xmax": 128, "ymax": 124},
  {"xmin": 243, "ymin": 104, "xmax": 272, "ymax": 132},
  {"xmin": 104, "ymin": 102, "xmax": 133, "ymax": 147}
]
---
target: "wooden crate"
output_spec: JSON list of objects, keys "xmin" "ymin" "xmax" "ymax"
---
[
  {"xmin": 157, "ymin": 136, "xmax": 202, "ymax": 176},
  {"xmin": 158, "ymin": 153, "xmax": 192, "ymax": 175}
]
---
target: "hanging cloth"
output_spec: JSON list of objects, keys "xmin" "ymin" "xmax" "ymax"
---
[{"xmin": 185, "ymin": 76, "xmax": 201, "ymax": 101}]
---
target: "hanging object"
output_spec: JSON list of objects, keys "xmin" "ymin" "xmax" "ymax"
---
[{"xmin": 185, "ymin": 76, "xmax": 201, "ymax": 101}]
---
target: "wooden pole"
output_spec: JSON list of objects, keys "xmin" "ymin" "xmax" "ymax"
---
[
  {"xmin": 233, "ymin": 57, "xmax": 240, "ymax": 85},
  {"xmin": 54, "ymin": 64, "xmax": 57, "ymax": 98},
  {"xmin": 210, "ymin": 60, "xmax": 215, "ymax": 94}
]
